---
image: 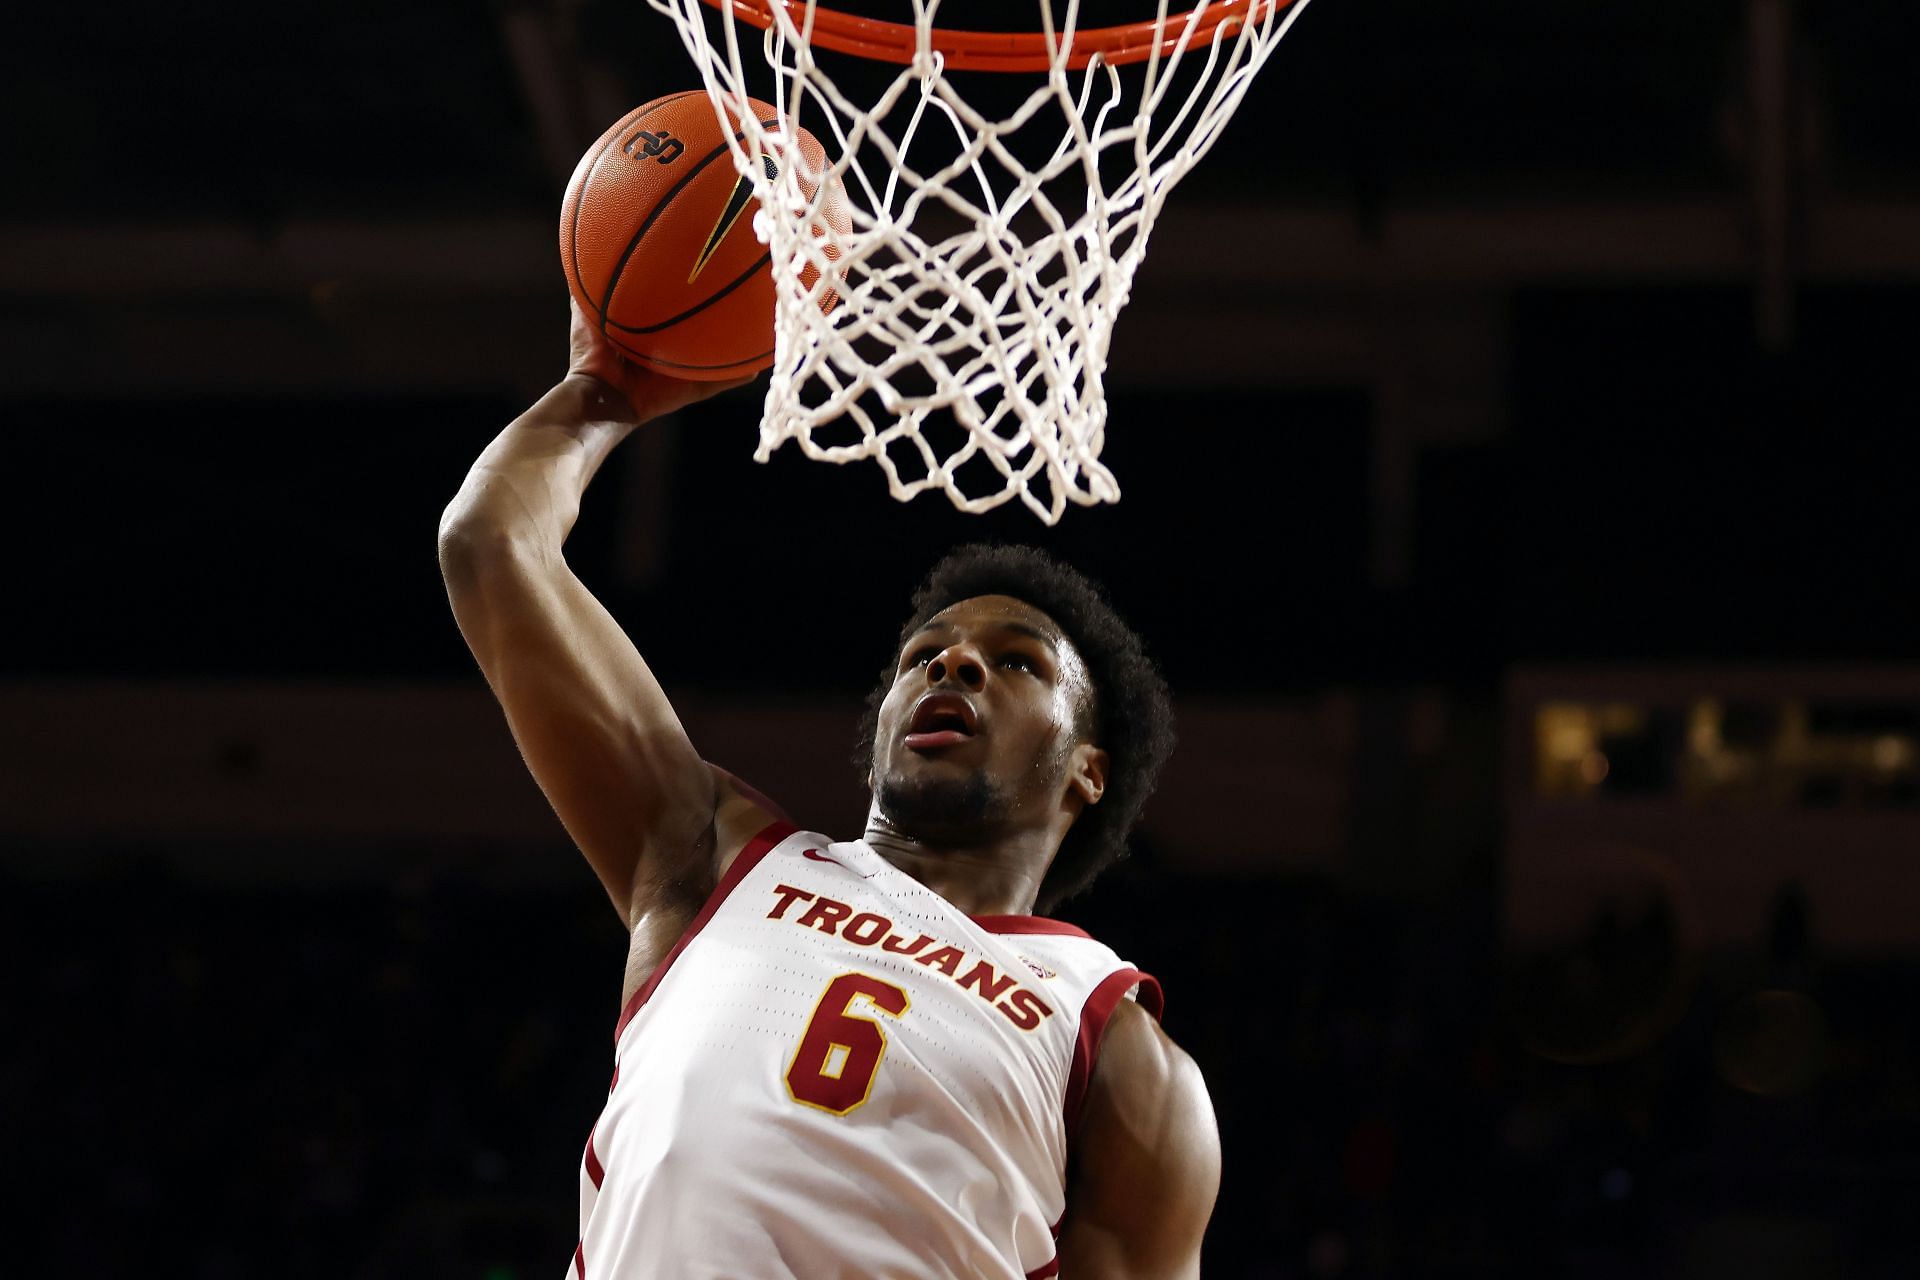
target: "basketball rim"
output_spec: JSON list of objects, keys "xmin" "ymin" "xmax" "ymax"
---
[{"xmin": 693, "ymin": 0, "xmax": 1299, "ymax": 72}]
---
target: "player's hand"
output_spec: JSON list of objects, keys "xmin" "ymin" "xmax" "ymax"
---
[{"xmin": 567, "ymin": 298, "xmax": 758, "ymax": 420}]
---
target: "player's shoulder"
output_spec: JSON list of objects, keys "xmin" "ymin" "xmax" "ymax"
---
[
  {"xmin": 1063, "ymin": 997, "xmax": 1219, "ymax": 1274},
  {"xmin": 1083, "ymin": 997, "xmax": 1216, "ymax": 1179},
  {"xmin": 1096, "ymin": 998, "xmax": 1208, "ymax": 1111}
]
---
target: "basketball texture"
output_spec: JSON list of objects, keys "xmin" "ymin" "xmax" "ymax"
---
[{"xmin": 561, "ymin": 93, "xmax": 850, "ymax": 381}]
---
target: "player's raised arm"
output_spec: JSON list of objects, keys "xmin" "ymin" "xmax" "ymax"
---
[{"xmin": 437, "ymin": 303, "xmax": 754, "ymax": 925}]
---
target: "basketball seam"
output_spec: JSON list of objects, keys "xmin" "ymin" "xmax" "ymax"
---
[
  {"xmin": 635, "ymin": 345, "xmax": 776, "ymax": 373},
  {"xmin": 569, "ymin": 90, "xmax": 706, "ymax": 322},
  {"xmin": 596, "ymin": 116, "xmax": 782, "ymax": 335},
  {"xmin": 605, "ymin": 250, "xmax": 774, "ymax": 337}
]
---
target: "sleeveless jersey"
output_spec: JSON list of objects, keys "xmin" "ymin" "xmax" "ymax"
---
[{"xmin": 570, "ymin": 822, "xmax": 1163, "ymax": 1280}]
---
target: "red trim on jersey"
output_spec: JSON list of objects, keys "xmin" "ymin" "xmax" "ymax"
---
[
  {"xmin": 1063, "ymin": 967, "xmax": 1164, "ymax": 1138},
  {"xmin": 572, "ymin": 1240, "xmax": 585, "ymax": 1277},
  {"xmin": 613, "ymin": 819, "xmax": 799, "ymax": 1042},
  {"xmin": 583, "ymin": 1126, "xmax": 605, "ymax": 1189},
  {"xmin": 970, "ymin": 914, "xmax": 1092, "ymax": 938},
  {"xmin": 1025, "ymin": 1257, "xmax": 1061, "ymax": 1279}
]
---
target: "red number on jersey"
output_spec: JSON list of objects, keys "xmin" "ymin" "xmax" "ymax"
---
[{"xmin": 786, "ymin": 972, "xmax": 911, "ymax": 1115}]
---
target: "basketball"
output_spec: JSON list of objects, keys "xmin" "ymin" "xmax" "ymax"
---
[{"xmin": 560, "ymin": 92, "xmax": 849, "ymax": 381}]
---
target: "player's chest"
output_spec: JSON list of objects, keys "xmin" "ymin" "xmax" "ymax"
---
[{"xmin": 627, "ymin": 861, "xmax": 1080, "ymax": 1116}]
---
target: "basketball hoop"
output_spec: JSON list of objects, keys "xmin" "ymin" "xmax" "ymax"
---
[
  {"xmin": 699, "ymin": 0, "xmax": 1288, "ymax": 71},
  {"xmin": 647, "ymin": 0, "xmax": 1313, "ymax": 522}
]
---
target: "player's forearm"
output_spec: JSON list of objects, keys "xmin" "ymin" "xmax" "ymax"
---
[{"xmin": 439, "ymin": 374, "xmax": 644, "ymax": 557}]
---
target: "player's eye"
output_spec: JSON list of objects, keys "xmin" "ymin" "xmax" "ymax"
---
[
  {"xmin": 1000, "ymin": 653, "xmax": 1036, "ymax": 673},
  {"xmin": 904, "ymin": 645, "xmax": 940, "ymax": 668}
]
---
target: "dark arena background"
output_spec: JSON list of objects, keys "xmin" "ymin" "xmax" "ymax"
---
[{"xmin": 6, "ymin": 1, "xmax": 1920, "ymax": 1276}]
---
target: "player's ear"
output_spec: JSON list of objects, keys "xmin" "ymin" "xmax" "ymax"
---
[{"xmin": 1067, "ymin": 744, "xmax": 1108, "ymax": 807}]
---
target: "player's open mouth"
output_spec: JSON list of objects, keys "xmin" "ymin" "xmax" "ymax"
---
[{"xmin": 905, "ymin": 693, "xmax": 980, "ymax": 752}]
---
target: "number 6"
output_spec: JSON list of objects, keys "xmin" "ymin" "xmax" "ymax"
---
[{"xmin": 786, "ymin": 972, "xmax": 911, "ymax": 1115}]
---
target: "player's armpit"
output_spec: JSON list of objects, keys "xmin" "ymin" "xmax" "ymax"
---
[
  {"xmin": 1057, "ymin": 1000, "xmax": 1221, "ymax": 1280},
  {"xmin": 707, "ymin": 764, "xmax": 793, "ymax": 879}
]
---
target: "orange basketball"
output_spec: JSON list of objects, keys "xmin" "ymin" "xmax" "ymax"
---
[{"xmin": 560, "ymin": 93, "xmax": 850, "ymax": 381}]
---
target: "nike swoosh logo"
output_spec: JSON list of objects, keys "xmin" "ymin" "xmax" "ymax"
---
[{"xmin": 689, "ymin": 154, "xmax": 777, "ymax": 285}]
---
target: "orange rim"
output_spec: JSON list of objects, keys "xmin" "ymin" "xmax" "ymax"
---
[{"xmin": 699, "ymin": 0, "xmax": 1294, "ymax": 72}]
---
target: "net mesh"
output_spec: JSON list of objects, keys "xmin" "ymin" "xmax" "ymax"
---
[{"xmin": 646, "ymin": 0, "xmax": 1310, "ymax": 522}]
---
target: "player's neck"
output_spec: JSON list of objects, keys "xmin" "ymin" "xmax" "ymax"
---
[{"xmin": 860, "ymin": 813, "xmax": 1049, "ymax": 917}]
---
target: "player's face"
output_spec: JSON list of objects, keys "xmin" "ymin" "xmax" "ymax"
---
[{"xmin": 870, "ymin": 595, "xmax": 1098, "ymax": 840}]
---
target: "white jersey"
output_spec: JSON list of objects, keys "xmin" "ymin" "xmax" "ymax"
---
[{"xmin": 571, "ymin": 822, "xmax": 1162, "ymax": 1280}]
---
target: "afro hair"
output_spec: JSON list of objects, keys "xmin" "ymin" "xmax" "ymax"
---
[{"xmin": 855, "ymin": 544, "xmax": 1174, "ymax": 910}]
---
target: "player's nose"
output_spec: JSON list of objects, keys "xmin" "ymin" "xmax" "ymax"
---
[{"xmin": 925, "ymin": 644, "xmax": 986, "ymax": 692}]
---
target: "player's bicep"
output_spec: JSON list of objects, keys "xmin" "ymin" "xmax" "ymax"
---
[
  {"xmin": 441, "ymin": 536, "xmax": 715, "ymax": 920},
  {"xmin": 1058, "ymin": 1002, "xmax": 1221, "ymax": 1280}
]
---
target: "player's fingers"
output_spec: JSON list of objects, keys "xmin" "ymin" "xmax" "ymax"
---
[{"xmin": 566, "ymin": 300, "xmax": 649, "ymax": 406}]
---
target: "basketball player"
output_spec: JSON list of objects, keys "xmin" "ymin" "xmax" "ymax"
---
[{"xmin": 437, "ymin": 303, "xmax": 1219, "ymax": 1278}]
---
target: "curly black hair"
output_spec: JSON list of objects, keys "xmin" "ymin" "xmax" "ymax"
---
[{"xmin": 855, "ymin": 544, "xmax": 1175, "ymax": 911}]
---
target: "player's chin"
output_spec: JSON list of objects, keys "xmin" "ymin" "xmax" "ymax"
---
[
  {"xmin": 875, "ymin": 757, "xmax": 1005, "ymax": 836},
  {"xmin": 881, "ymin": 743, "xmax": 984, "ymax": 795}
]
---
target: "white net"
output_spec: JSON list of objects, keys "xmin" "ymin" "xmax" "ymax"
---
[{"xmin": 646, "ymin": 0, "xmax": 1311, "ymax": 523}]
